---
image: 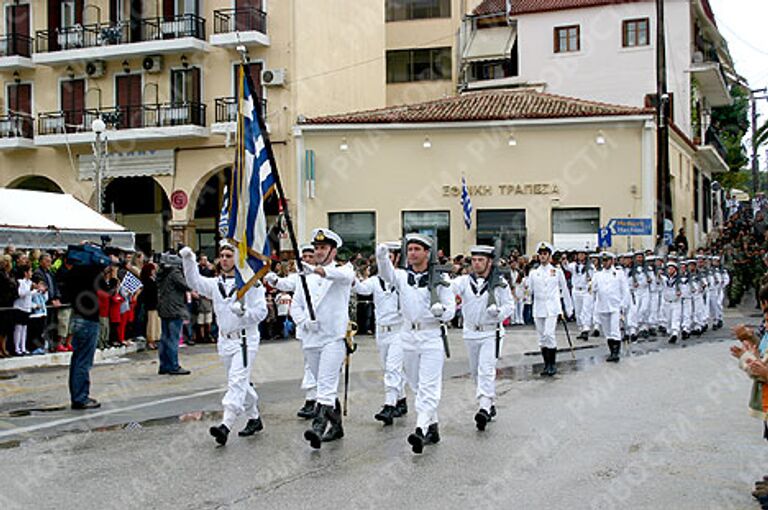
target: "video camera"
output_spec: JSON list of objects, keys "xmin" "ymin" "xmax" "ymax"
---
[
  {"xmin": 66, "ymin": 243, "xmax": 111, "ymax": 268},
  {"xmin": 157, "ymin": 252, "xmax": 182, "ymax": 268}
]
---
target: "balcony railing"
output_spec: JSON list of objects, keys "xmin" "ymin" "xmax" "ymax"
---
[
  {"xmin": 213, "ymin": 8, "xmax": 267, "ymax": 35},
  {"xmin": 705, "ymin": 126, "xmax": 728, "ymax": 163},
  {"xmin": 35, "ymin": 14, "xmax": 206, "ymax": 53},
  {"xmin": 0, "ymin": 112, "xmax": 33, "ymax": 138},
  {"xmin": 215, "ymin": 96, "xmax": 267, "ymax": 123},
  {"xmin": 38, "ymin": 102, "xmax": 206, "ymax": 135},
  {"xmin": 0, "ymin": 34, "xmax": 32, "ymax": 58}
]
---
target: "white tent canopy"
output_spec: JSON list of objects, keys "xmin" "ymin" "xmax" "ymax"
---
[{"xmin": 0, "ymin": 188, "xmax": 135, "ymax": 251}]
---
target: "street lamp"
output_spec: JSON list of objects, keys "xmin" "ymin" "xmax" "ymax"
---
[{"xmin": 91, "ymin": 117, "xmax": 107, "ymax": 213}]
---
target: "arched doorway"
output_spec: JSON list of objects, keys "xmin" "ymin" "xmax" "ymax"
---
[
  {"xmin": 193, "ymin": 167, "xmax": 281, "ymax": 259},
  {"xmin": 7, "ymin": 175, "xmax": 63, "ymax": 193},
  {"xmin": 104, "ymin": 177, "xmax": 170, "ymax": 255}
]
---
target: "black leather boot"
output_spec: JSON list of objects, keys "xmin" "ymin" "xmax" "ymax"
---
[
  {"xmin": 540, "ymin": 348, "xmax": 549, "ymax": 376},
  {"xmin": 238, "ymin": 417, "xmax": 264, "ymax": 437},
  {"xmin": 304, "ymin": 404, "xmax": 330, "ymax": 449},
  {"xmin": 547, "ymin": 348, "xmax": 557, "ymax": 376},
  {"xmin": 408, "ymin": 427, "xmax": 425, "ymax": 454},
  {"xmin": 322, "ymin": 404, "xmax": 344, "ymax": 443},
  {"xmin": 606, "ymin": 340, "xmax": 619, "ymax": 362},
  {"xmin": 475, "ymin": 409, "xmax": 491, "ymax": 431},
  {"xmin": 297, "ymin": 399, "xmax": 317, "ymax": 419},
  {"xmin": 612, "ymin": 341, "xmax": 621, "ymax": 362},
  {"xmin": 374, "ymin": 405, "xmax": 397, "ymax": 426},
  {"xmin": 395, "ymin": 397, "xmax": 408, "ymax": 417},
  {"xmin": 425, "ymin": 423, "xmax": 441, "ymax": 445},
  {"xmin": 209, "ymin": 424, "xmax": 230, "ymax": 446}
]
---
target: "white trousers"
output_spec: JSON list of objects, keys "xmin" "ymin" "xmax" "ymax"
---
[
  {"xmin": 634, "ymin": 290, "xmax": 650, "ymax": 330},
  {"xmin": 534, "ymin": 316, "xmax": 558, "ymax": 349},
  {"xmin": 658, "ymin": 296, "xmax": 670, "ymax": 328},
  {"xmin": 708, "ymin": 291, "xmax": 719, "ymax": 325},
  {"xmin": 221, "ymin": 347, "xmax": 260, "ymax": 429},
  {"xmin": 694, "ymin": 294, "xmax": 708, "ymax": 329},
  {"xmin": 664, "ymin": 301, "xmax": 682, "ymax": 336},
  {"xmin": 464, "ymin": 336, "xmax": 497, "ymax": 411},
  {"xmin": 514, "ymin": 300, "xmax": 525, "ymax": 324},
  {"xmin": 647, "ymin": 291, "xmax": 660, "ymax": 328},
  {"xmin": 377, "ymin": 331, "xmax": 405, "ymax": 406},
  {"xmin": 624, "ymin": 295, "xmax": 638, "ymax": 335},
  {"xmin": 304, "ymin": 340, "xmax": 346, "ymax": 406},
  {"xmin": 13, "ymin": 324, "xmax": 28, "ymax": 354},
  {"xmin": 573, "ymin": 291, "xmax": 591, "ymax": 332},
  {"xmin": 596, "ymin": 311, "xmax": 621, "ymax": 341},
  {"xmin": 681, "ymin": 299, "xmax": 693, "ymax": 332},
  {"xmin": 716, "ymin": 289, "xmax": 725, "ymax": 321},
  {"xmin": 402, "ymin": 343, "xmax": 444, "ymax": 430}
]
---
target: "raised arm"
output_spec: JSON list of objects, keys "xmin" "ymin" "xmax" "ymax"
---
[
  {"xmin": 179, "ymin": 248, "xmax": 216, "ymax": 299},
  {"xmin": 375, "ymin": 244, "xmax": 397, "ymax": 287}
]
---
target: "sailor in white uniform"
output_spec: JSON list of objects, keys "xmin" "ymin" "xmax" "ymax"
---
[{"xmin": 592, "ymin": 252, "xmax": 629, "ymax": 362}]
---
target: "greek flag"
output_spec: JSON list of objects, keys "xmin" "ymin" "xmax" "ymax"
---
[
  {"xmin": 461, "ymin": 176, "xmax": 473, "ymax": 230},
  {"xmin": 226, "ymin": 65, "xmax": 275, "ymax": 296},
  {"xmin": 218, "ymin": 185, "xmax": 229, "ymax": 237},
  {"xmin": 120, "ymin": 272, "xmax": 143, "ymax": 296}
]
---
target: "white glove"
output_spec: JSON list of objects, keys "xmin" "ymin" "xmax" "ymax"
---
[
  {"xmin": 305, "ymin": 320, "xmax": 320, "ymax": 333},
  {"xmin": 229, "ymin": 301, "xmax": 245, "ymax": 317},
  {"xmin": 179, "ymin": 247, "xmax": 195, "ymax": 261},
  {"xmin": 376, "ymin": 243, "xmax": 389, "ymax": 260},
  {"xmin": 430, "ymin": 303, "xmax": 445, "ymax": 318},
  {"xmin": 300, "ymin": 263, "xmax": 316, "ymax": 276},
  {"xmin": 486, "ymin": 304, "xmax": 499, "ymax": 318},
  {"xmin": 264, "ymin": 272, "xmax": 279, "ymax": 287}
]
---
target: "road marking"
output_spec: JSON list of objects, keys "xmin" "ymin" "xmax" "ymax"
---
[{"xmin": 0, "ymin": 387, "xmax": 224, "ymax": 440}]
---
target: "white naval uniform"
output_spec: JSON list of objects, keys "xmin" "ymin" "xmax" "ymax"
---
[
  {"xmin": 680, "ymin": 274, "xmax": 693, "ymax": 333},
  {"xmin": 623, "ymin": 267, "xmax": 639, "ymax": 336},
  {"xmin": 377, "ymin": 252, "xmax": 455, "ymax": 431},
  {"xmin": 290, "ymin": 262, "xmax": 354, "ymax": 407},
  {"xmin": 592, "ymin": 266, "xmax": 629, "ymax": 341},
  {"xmin": 691, "ymin": 272, "xmax": 708, "ymax": 330},
  {"xmin": 510, "ymin": 269, "xmax": 525, "ymax": 325},
  {"xmin": 451, "ymin": 274, "xmax": 513, "ymax": 412},
  {"xmin": 529, "ymin": 263, "xmax": 574, "ymax": 349},
  {"xmin": 629, "ymin": 266, "xmax": 651, "ymax": 333},
  {"xmin": 661, "ymin": 275, "xmax": 683, "ymax": 336},
  {"xmin": 716, "ymin": 268, "xmax": 730, "ymax": 322},
  {"xmin": 354, "ymin": 275, "xmax": 405, "ymax": 406},
  {"xmin": 182, "ymin": 257, "xmax": 268, "ymax": 429},
  {"xmin": 273, "ymin": 273, "xmax": 317, "ymax": 401},
  {"xmin": 568, "ymin": 262, "xmax": 594, "ymax": 334},
  {"xmin": 706, "ymin": 270, "xmax": 719, "ymax": 326},
  {"xmin": 647, "ymin": 267, "xmax": 662, "ymax": 330}
]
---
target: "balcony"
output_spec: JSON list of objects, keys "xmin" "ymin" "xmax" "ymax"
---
[
  {"xmin": 690, "ymin": 48, "xmax": 731, "ymax": 107},
  {"xmin": 696, "ymin": 126, "xmax": 729, "ymax": 173},
  {"xmin": 0, "ymin": 112, "xmax": 34, "ymax": 149},
  {"xmin": 210, "ymin": 8, "xmax": 269, "ymax": 47},
  {"xmin": 212, "ymin": 96, "xmax": 268, "ymax": 134},
  {"xmin": 0, "ymin": 34, "xmax": 34, "ymax": 70},
  {"xmin": 34, "ymin": 14, "xmax": 209, "ymax": 65},
  {"xmin": 35, "ymin": 102, "xmax": 208, "ymax": 146}
]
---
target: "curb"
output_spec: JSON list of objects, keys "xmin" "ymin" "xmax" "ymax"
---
[{"xmin": 0, "ymin": 343, "xmax": 140, "ymax": 372}]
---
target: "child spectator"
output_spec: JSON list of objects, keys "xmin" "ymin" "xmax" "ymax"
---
[
  {"xmin": 12, "ymin": 264, "xmax": 35, "ymax": 356},
  {"xmin": 28, "ymin": 275, "xmax": 49, "ymax": 355}
]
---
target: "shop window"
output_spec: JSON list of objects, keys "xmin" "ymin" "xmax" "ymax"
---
[
  {"xmin": 402, "ymin": 210, "xmax": 450, "ymax": 255},
  {"xmin": 386, "ymin": 0, "xmax": 450, "ymax": 22},
  {"xmin": 476, "ymin": 209, "xmax": 526, "ymax": 255},
  {"xmin": 329, "ymin": 212, "xmax": 376, "ymax": 257},
  {"xmin": 386, "ymin": 47, "xmax": 451, "ymax": 83},
  {"xmin": 552, "ymin": 208, "xmax": 599, "ymax": 250}
]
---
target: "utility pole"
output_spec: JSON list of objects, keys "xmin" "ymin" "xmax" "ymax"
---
[
  {"xmin": 751, "ymin": 88, "xmax": 767, "ymax": 195},
  {"xmin": 655, "ymin": 0, "xmax": 672, "ymax": 250}
]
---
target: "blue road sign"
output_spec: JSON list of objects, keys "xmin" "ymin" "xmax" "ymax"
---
[
  {"xmin": 607, "ymin": 218, "xmax": 653, "ymax": 236},
  {"xmin": 598, "ymin": 227, "xmax": 612, "ymax": 248}
]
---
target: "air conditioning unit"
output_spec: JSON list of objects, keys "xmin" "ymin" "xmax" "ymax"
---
[
  {"xmin": 261, "ymin": 68, "xmax": 286, "ymax": 87},
  {"xmin": 85, "ymin": 60, "xmax": 106, "ymax": 78},
  {"xmin": 142, "ymin": 55, "xmax": 163, "ymax": 74}
]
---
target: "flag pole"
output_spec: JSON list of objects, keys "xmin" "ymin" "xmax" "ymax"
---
[{"xmin": 235, "ymin": 46, "xmax": 316, "ymax": 321}]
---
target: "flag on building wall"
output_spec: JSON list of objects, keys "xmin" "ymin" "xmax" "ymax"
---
[
  {"xmin": 218, "ymin": 185, "xmax": 229, "ymax": 237},
  {"xmin": 461, "ymin": 176, "xmax": 473, "ymax": 230},
  {"xmin": 226, "ymin": 65, "xmax": 276, "ymax": 297}
]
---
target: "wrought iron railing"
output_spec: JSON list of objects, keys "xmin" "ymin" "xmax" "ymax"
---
[
  {"xmin": 0, "ymin": 112, "xmax": 33, "ymax": 139},
  {"xmin": 214, "ymin": 96, "xmax": 267, "ymax": 123},
  {"xmin": 0, "ymin": 34, "xmax": 32, "ymax": 57},
  {"xmin": 213, "ymin": 8, "xmax": 267, "ymax": 35}
]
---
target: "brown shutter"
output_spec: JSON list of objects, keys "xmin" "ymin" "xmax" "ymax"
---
[
  {"xmin": 190, "ymin": 67, "xmax": 201, "ymax": 103},
  {"xmin": 110, "ymin": 0, "xmax": 119, "ymax": 24},
  {"xmin": 61, "ymin": 79, "xmax": 85, "ymax": 131},
  {"xmin": 48, "ymin": 0, "xmax": 61, "ymax": 51},
  {"xmin": 75, "ymin": 0, "xmax": 84, "ymax": 24},
  {"xmin": 163, "ymin": 0, "xmax": 175, "ymax": 21}
]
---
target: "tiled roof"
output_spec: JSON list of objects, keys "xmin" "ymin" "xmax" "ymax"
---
[
  {"xmin": 473, "ymin": 0, "xmax": 647, "ymax": 16},
  {"xmin": 301, "ymin": 89, "xmax": 651, "ymax": 125}
]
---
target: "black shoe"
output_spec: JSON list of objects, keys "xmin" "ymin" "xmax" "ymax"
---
[
  {"xmin": 648, "ymin": 328, "xmax": 657, "ymax": 337},
  {"xmin": 375, "ymin": 405, "xmax": 397, "ymax": 426},
  {"xmin": 682, "ymin": 331, "xmax": 690, "ymax": 340},
  {"xmin": 297, "ymin": 400, "xmax": 317, "ymax": 419},
  {"xmin": 658, "ymin": 326, "xmax": 667, "ymax": 335},
  {"xmin": 167, "ymin": 367, "xmax": 191, "ymax": 375},
  {"xmin": 692, "ymin": 329, "xmax": 702, "ymax": 337},
  {"xmin": 606, "ymin": 341, "xmax": 619, "ymax": 363},
  {"xmin": 540, "ymin": 348, "xmax": 549, "ymax": 377},
  {"xmin": 475, "ymin": 409, "xmax": 491, "ymax": 431},
  {"xmin": 238, "ymin": 418, "xmax": 264, "ymax": 437},
  {"xmin": 702, "ymin": 325, "xmax": 708, "ymax": 333},
  {"xmin": 71, "ymin": 398, "xmax": 101, "ymax": 410},
  {"xmin": 209, "ymin": 424, "xmax": 229, "ymax": 446},
  {"xmin": 547, "ymin": 349, "xmax": 557, "ymax": 376},
  {"xmin": 639, "ymin": 330, "xmax": 648, "ymax": 339},
  {"xmin": 185, "ymin": 339, "xmax": 196, "ymax": 346},
  {"xmin": 395, "ymin": 397, "xmax": 408, "ymax": 417},
  {"xmin": 592, "ymin": 329, "xmax": 600, "ymax": 337},
  {"xmin": 322, "ymin": 403, "xmax": 344, "ymax": 442},
  {"xmin": 630, "ymin": 334, "xmax": 638, "ymax": 343},
  {"xmin": 425, "ymin": 423, "xmax": 441, "ymax": 445},
  {"xmin": 578, "ymin": 331, "xmax": 588, "ymax": 341},
  {"xmin": 408, "ymin": 428, "xmax": 425, "ymax": 454},
  {"xmin": 668, "ymin": 335, "xmax": 677, "ymax": 344},
  {"xmin": 489, "ymin": 405, "xmax": 497, "ymax": 418},
  {"xmin": 304, "ymin": 404, "xmax": 330, "ymax": 449}
]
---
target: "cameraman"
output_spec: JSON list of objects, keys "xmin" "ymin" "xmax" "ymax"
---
[
  {"xmin": 156, "ymin": 253, "xmax": 191, "ymax": 375},
  {"xmin": 62, "ymin": 245, "xmax": 110, "ymax": 410}
]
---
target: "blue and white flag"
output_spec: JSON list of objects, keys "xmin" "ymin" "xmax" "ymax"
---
[
  {"xmin": 120, "ymin": 271, "xmax": 143, "ymax": 297},
  {"xmin": 226, "ymin": 65, "xmax": 276, "ymax": 296},
  {"xmin": 218, "ymin": 185, "xmax": 229, "ymax": 237},
  {"xmin": 461, "ymin": 176, "xmax": 473, "ymax": 230}
]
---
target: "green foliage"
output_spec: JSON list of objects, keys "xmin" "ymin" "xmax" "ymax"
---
[{"xmin": 711, "ymin": 86, "xmax": 750, "ymax": 172}]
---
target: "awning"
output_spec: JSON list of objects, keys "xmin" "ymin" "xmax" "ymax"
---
[
  {"xmin": 463, "ymin": 26, "xmax": 517, "ymax": 63},
  {"xmin": 0, "ymin": 189, "xmax": 135, "ymax": 251},
  {"xmin": 78, "ymin": 149, "xmax": 175, "ymax": 180}
]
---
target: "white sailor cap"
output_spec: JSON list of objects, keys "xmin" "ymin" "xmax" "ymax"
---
[
  {"xmin": 710, "ymin": 255, "xmax": 720, "ymax": 261},
  {"xmin": 405, "ymin": 233, "xmax": 433, "ymax": 249},
  {"xmin": 666, "ymin": 261, "xmax": 678, "ymax": 268},
  {"xmin": 299, "ymin": 244, "xmax": 315, "ymax": 254},
  {"xmin": 620, "ymin": 252, "xmax": 633, "ymax": 258},
  {"xmin": 311, "ymin": 228, "xmax": 343, "ymax": 248},
  {"xmin": 536, "ymin": 241, "xmax": 554, "ymax": 253},
  {"xmin": 695, "ymin": 254, "xmax": 706, "ymax": 259},
  {"xmin": 601, "ymin": 252, "xmax": 616, "ymax": 259},
  {"xmin": 685, "ymin": 259, "xmax": 697, "ymax": 265},
  {"xmin": 384, "ymin": 241, "xmax": 401, "ymax": 252},
  {"xmin": 470, "ymin": 245, "xmax": 495, "ymax": 257},
  {"xmin": 589, "ymin": 252, "xmax": 601, "ymax": 259},
  {"xmin": 219, "ymin": 239, "xmax": 235, "ymax": 251},
  {"xmin": 646, "ymin": 255, "xmax": 657, "ymax": 262},
  {"xmin": 633, "ymin": 250, "xmax": 645, "ymax": 256}
]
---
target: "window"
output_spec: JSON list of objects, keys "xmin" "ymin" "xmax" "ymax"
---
[
  {"xmin": 702, "ymin": 175, "xmax": 711, "ymax": 233},
  {"xmin": 176, "ymin": 0, "xmax": 198, "ymax": 16},
  {"xmin": 61, "ymin": 0, "xmax": 77, "ymax": 28},
  {"xmin": 476, "ymin": 210, "xmax": 526, "ymax": 255},
  {"xmin": 329, "ymin": 212, "xmax": 376, "ymax": 257},
  {"xmin": 386, "ymin": 0, "xmax": 450, "ymax": 22},
  {"xmin": 402, "ymin": 211, "xmax": 450, "ymax": 255},
  {"xmin": 551, "ymin": 208, "xmax": 600, "ymax": 250},
  {"xmin": 622, "ymin": 18, "xmax": 649, "ymax": 48},
  {"xmin": 171, "ymin": 67, "xmax": 201, "ymax": 103},
  {"xmin": 554, "ymin": 25, "xmax": 580, "ymax": 53},
  {"xmin": 693, "ymin": 168, "xmax": 700, "ymax": 224},
  {"xmin": 386, "ymin": 47, "xmax": 451, "ymax": 83}
]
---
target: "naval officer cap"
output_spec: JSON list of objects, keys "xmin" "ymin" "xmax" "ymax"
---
[
  {"xmin": 300, "ymin": 244, "xmax": 315, "ymax": 254},
  {"xmin": 601, "ymin": 252, "xmax": 616, "ymax": 259},
  {"xmin": 384, "ymin": 241, "xmax": 401, "ymax": 252},
  {"xmin": 311, "ymin": 228, "xmax": 343, "ymax": 248},
  {"xmin": 470, "ymin": 245, "xmax": 495, "ymax": 257},
  {"xmin": 536, "ymin": 241, "xmax": 554, "ymax": 254},
  {"xmin": 219, "ymin": 239, "xmax": 235, "ymax": 251},
  {"xmin": 405, "ymin": 233, "xmax": 433, "ymax": 249}
]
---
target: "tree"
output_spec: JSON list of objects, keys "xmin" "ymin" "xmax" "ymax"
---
[{"xmin": 711, "ymin": 86, "xmax": 750, "ymax": 184}]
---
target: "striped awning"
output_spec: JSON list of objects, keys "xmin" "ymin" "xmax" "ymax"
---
[{"xmin": 463, "ymin": 26, "xmax": 517, "ymax": 63}]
